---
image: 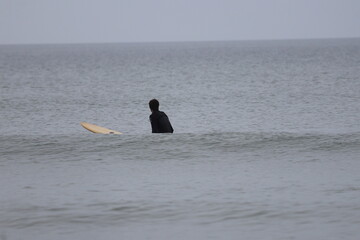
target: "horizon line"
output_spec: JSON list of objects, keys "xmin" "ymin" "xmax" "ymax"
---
[{"xmin": 1, "ymin": 36, "xmax": 359, "ymax": 46}]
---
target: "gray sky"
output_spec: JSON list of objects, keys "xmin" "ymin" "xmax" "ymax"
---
[{"xmin": 1, "ymin": 0, "xmax": 359, "ymax": 44}]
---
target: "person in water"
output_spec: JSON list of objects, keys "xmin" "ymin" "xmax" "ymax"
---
[{"xmin": 149, "ymin": 99, "xmax": 174, "ymax": 133}]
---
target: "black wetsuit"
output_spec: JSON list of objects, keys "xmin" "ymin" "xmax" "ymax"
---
[{"xmin": 149, "ymin": 111, "xmax": 174, "ymax": 133}]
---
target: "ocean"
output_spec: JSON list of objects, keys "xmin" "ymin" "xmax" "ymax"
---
[{"xmin": 1, "ymin": 39, "xmax": 360, "ymax": 239}]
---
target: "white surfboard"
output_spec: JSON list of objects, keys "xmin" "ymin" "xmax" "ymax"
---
[{"xmin": 80, "ymin": 122, "xmax": 122, "ymax": 134}]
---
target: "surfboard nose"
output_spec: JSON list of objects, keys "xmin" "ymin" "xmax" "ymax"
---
[{"xmin": 80, "ymin": 122, "xmax": 122, "ymax": 134}]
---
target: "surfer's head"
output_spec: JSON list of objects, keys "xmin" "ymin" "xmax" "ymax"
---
[{"xmin": 149, "ymin": 99, "xmax": 159, "ymax": 112}]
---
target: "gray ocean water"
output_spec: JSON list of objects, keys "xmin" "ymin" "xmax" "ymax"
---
[{"xmin": 1, "ymin": 39, "xmax": 360, "ymax": 240}]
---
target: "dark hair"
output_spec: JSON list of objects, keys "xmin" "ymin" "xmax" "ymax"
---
[{"xmin": 149, "ymin": 99, "xmax": 159, "ymax": 111}]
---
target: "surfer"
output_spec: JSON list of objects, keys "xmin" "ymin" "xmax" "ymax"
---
[{"xmin": 149, "ymin": 99, "xmax": 174, "ymax": 133}]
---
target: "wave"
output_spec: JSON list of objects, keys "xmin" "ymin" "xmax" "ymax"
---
[{"xmin": 1, "ymin": 131, "xmax": 359, "ymax": 163}]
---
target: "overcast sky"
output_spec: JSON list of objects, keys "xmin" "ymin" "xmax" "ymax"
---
[{"xmin": 0, "ymin": 0, "xmax": 359, "ymax": 44}]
